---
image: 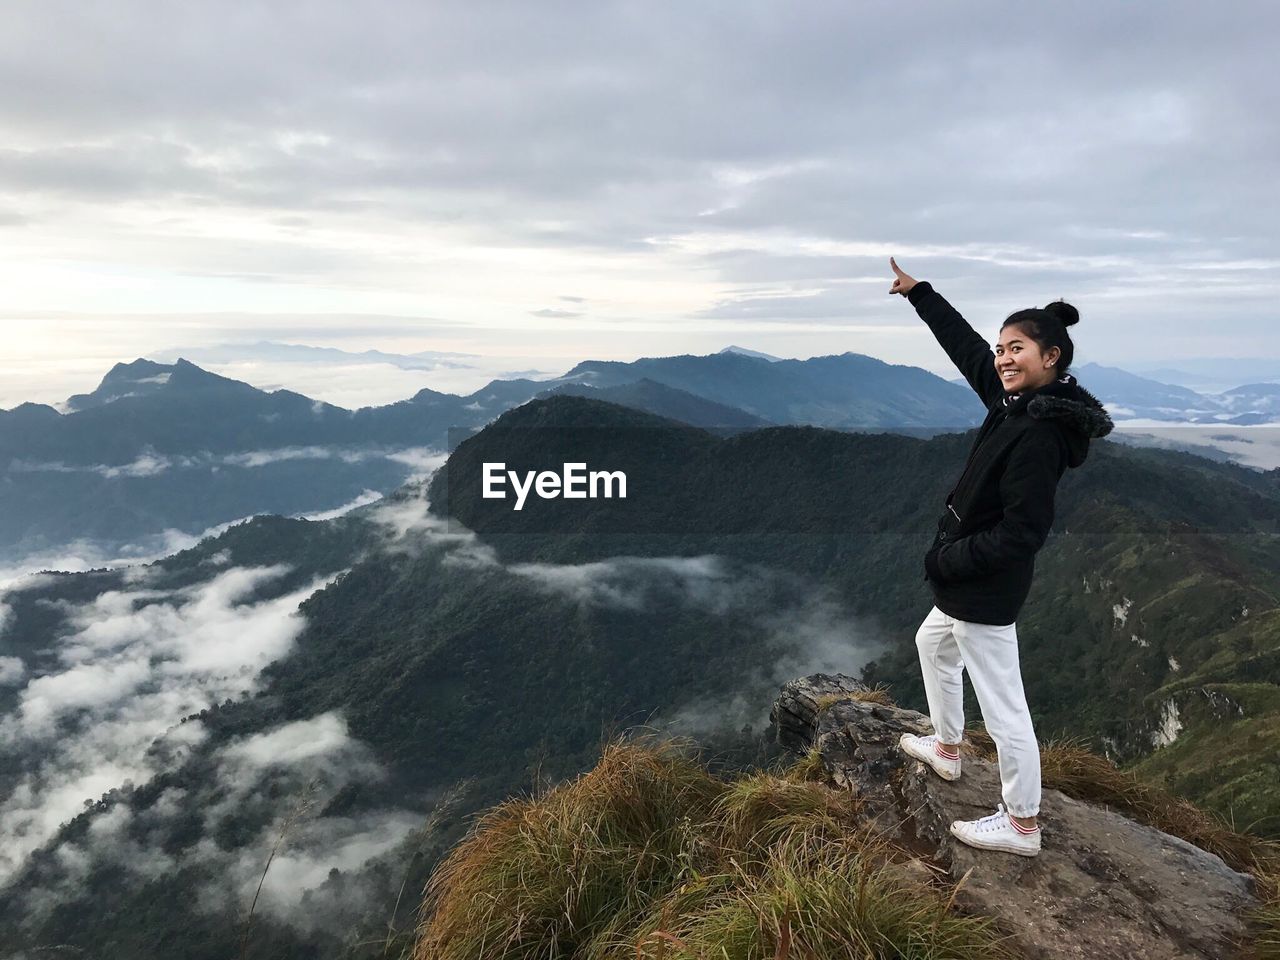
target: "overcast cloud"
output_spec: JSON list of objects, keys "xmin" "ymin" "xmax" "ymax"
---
[{"xmin": 2, "ymin": 1, "xmax": 1277, "ymax": 409}]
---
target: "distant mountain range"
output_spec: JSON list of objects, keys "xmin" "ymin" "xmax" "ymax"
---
[
  {"xmin": 147, "ymin": 341, "xmax": 1280, "ymax": 393},
  {"xmin": 4, "ymin": 348, "xmax": 1280, "ymax": 562},
  {"xmin": 0, "ymin": 351, "xmax": 980, "ymax": 561},
  {"xmin": 1124, "ymin": 357, "xmax": 1280, "ymax": 393},
  {"xmin": 949, "ymin": 361, "xmax": 1280, "ymax": 424},
  {"xmin": 1071, "ymin": 362, "xmax": 1280, "ymax": 423}
]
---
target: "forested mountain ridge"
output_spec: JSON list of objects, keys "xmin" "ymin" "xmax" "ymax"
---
[{"xmin": 430, "ymin": 396, "xmax": 1280, "ymax": 821}]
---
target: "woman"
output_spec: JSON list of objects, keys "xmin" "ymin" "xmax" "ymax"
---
[{"xmin": 888, "ymin": 256, "xmax": 1113, "ymax": 857}]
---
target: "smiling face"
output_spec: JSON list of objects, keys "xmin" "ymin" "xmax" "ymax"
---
[{"xmin": 995, "ymin": 323, "xmax": 1061, "ymax": 393}]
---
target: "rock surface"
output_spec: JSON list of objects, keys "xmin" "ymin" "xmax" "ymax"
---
[{"xmin": 769, "ymin": 673, "xmax": 1261, "ymax": 960}]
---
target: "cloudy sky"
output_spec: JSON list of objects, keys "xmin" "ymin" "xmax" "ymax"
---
[{"xmin": 2, "ymin": 0, "xmax": 1277, "ymax": 409}]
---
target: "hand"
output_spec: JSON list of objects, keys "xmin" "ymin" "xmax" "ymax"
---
[{"xmin": 889, "ymin": 256, "xmax": 917, "ymax": 297}]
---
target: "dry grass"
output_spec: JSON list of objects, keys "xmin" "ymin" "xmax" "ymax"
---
[
  {"xmin": 959, "ymin": 725, "xmax": 996, "ymax": 761},
  {"xmin": 815, "ymin": 685, "xmax": 896, "ymax": 711},
  {"xmin": 239, "ymin": 778, "xmax": 319, "ymax": 960},
  {"xmin": 1253, "ymin": 871, "xmax": 1280, "ymax": 960},
  {"xmin": 614, "ymin": 827, "xmax": 1018, "ymax": 960},
  {"xmin": 958, "ymin": 728, "xmax": 1279, "ymax": 875},
  {"xmin": 412, "ymin": 733, "xmax": 1015, "ymax": 960},
  {"xmin": 412, "ymin": 734, "xmax": 724, "ymax": 960},
  {"xmin": 778, "ymin": 745, "xmax": 826, "ymax": 785},
  {"xmin": 1033, "ymin": 738, "xmax": 1280, "ymax": 957},
  {"xmin": 707, "ymin": 771, "xmax": 867, "ymax": 862}
]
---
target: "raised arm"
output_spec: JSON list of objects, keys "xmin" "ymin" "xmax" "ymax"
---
[{"xmin": 889, "ymin": 258, "xmax": 1004, "ymax": 408}]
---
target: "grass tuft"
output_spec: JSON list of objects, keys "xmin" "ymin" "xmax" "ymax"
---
[
  {"xmin": 778, "ymin": 745, "xmax": 827, "ymax": 785},
  {"xmin": 960, "ymin": 724, "xmax": 996, "ymax": 760},
  {"xmin": 1253, "ymin": 870, "xmax": 1280, "ymax": 960},
  {"xmin": 411, "ymin": 734, "xmax": 725, "ymax": 960},
  {"xmin": 708, "ymin": 772, "xmax": 866, "ymax": 861},
  {"xmin": 607, "ymin": 826, "xmax": 1016, "ymax": 960},
  {"xmin": 815, "ymin": 684, "xmax": 896, "ymax": 711}
]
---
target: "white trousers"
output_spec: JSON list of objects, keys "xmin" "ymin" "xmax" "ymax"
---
[{"xmin": 914, "ymin": 605, "xmax": 1041, "ymax": 818}]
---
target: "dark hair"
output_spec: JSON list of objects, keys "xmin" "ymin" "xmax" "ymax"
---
[{"xmin": 1000, "ymin": 299, "xmax": 1078, "ymax": 375}]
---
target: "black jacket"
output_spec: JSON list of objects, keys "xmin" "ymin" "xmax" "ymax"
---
[{"xmin": 908, "ymin": 281, "xmax": 1114, "ymax": 625}]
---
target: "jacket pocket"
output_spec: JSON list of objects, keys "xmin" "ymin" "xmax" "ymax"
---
[{"xmin": 940, "ymin": 502, "xmax": 963, "ymax": 540}]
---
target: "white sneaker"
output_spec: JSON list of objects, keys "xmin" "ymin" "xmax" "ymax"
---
[
  {"xmin": 898, "ymin": 733, "xmax": 961, "ymax": 781},
  {"xmin": 949, "ymin": 803, "xmax": 1042, "ymax": 857}
]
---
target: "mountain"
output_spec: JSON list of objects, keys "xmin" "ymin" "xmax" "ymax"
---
[
  {"xmin": 944, "ymin": 365, "xmax": 1196, "ymax": 416},
  {"xmin": 4, "ymin": 358, "xmax": 516, "ymax": 465},
  {"xmin": 1135, "ymin": 367, "xmax": 1226, "ymax": 389},
  {"xmin": 560, "ymin": 351, "xmax": 983, "ymax": 429},
  {"xmin": 2, "ymin": 394, "xmax": 1279, "ymax": 956},
  {"xmin": 13, "ymin": 348, "xmax": 1280, "ymax": 570},
  {"xmin": 957, "ymin": 361, "xmax": 1280, "ymax": 427},
  {"xmin": 1070, "ymin": 362, "xmax": 1215, "ymax": 420},
  {"xmin": 1216, "ymin": 382, "xmax": 1280, "ymax": 418},
  {"xmin": 717, "ymin": 344, "xmax": 782, "ymax": 361},
  {"xmin": 766, "ymin": 677, "xmax": 1263, "ymax": 960},
  {"xmin": 990, "ymin": 361, "xmax": 1280, "ymax": 425},
  {"xmin": 428, "ymin": 396, "xmax": 1280, "ymax": 824},
  {"xmin": 1126, "ymin": 358, "xmax": 1280, "ymax": 393},
  {"xmin": 1076, "ymin": 362, "xmax": 1280, "ymax": 424},
  {"xmin": 63, "ymin": 358, "xmax": 185, "ymax": 412},
  {"xmin": 0, "ymin": 359, "xmax": 560, "ymax": 560},
  {"xmin": 543, "ymin": 377, "xmax": 769, "ymax": 429}
]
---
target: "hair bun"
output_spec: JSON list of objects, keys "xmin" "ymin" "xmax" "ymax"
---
[{"xmin": 1044, "ymin": 300, "xmax": 1079, "ymax": 327}]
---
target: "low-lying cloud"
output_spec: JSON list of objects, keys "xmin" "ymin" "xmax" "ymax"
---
[
  {"xmin": 220, "ymin": 712, "xmax": 370, "ymax": 773},
  {"xmin": 9, "ymin": 443, "xmax": 442, "ymax": 478},
  {"xmin": 364, "ymin": 485, "xmax": 885, "ymax": 738},
  {"xmin": 10, "ymin": 710, "xmax": 431, "ymax": 938},
  {"xmin": 0, "ymin": 517, "xmax": 259, "ymax": 586},
  {"xmin": 0, "ymin": 563, "xmax": 338, "ymax": 882},
  {"xmin": 507, "ymin": 553, "xmax": 884, "ymax": 735}
]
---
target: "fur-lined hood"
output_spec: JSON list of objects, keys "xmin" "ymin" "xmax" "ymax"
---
[{"xmin": 1004, "ymin": 372, "xmax": 1114, "ymax": 468}]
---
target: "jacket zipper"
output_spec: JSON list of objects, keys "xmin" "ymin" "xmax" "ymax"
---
[
  {"xmin": 946, "ymin": 403, "xmax": 1019, "ymax": 514},
  {"xmin": 949, "ymin": 409, "xmax": 1005, "ymax": 503}
]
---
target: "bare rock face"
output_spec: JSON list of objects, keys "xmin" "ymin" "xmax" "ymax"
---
[{"xmin": 769, "ymin": 674, "xmax": 1261, "ymax": 960}]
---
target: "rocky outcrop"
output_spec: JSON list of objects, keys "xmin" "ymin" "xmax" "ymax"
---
[{"xmin": 769, "ymin": 674, "xmax": 1261, "ymax": 960}]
